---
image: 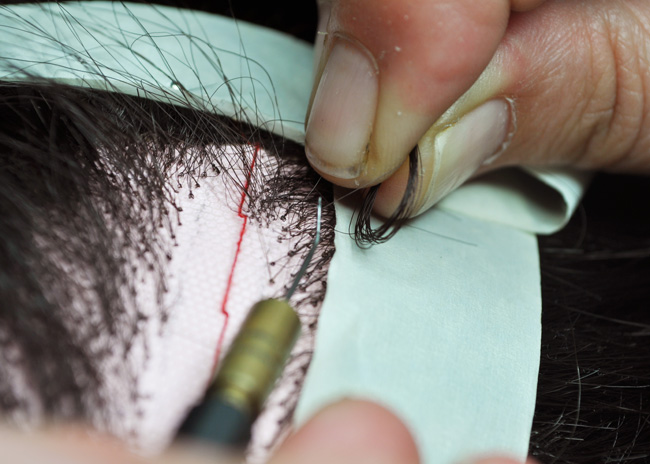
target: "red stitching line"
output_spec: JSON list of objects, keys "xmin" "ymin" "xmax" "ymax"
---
[{"xmin": 212, "ymin": 144, "xmax": 259, "ymax": 369}]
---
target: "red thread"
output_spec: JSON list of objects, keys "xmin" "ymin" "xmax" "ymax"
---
[{"xmin": 212, "ymin": 144, "xmax": 259, "ymax": 370}]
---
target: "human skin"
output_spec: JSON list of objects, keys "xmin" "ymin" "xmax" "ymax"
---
[
  {"xmin": 0, "ymin": 400, "xmax": 536, "ymax": 464},
  {"xmin": 7, "ymin": 1, "xmax": 648, "ymax": 462},
  {"xmin": 305, "ymin": 0, "xmax": 650, "ymax": 216},
  {"xmin": 44, "ymin": 1, "xmax": 645, "ymax": 461},
  {"xmin": 298, "ymin": 0, "xmax": 649, "ymax": 461},
  {"xmin": 296, "ymin": 1, "xmax": 647, "ymax": 461}
]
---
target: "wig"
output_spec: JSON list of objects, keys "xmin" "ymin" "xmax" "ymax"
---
[{"xmin": 0, "ymin": 1, "xmax": 648, "ymax": 463}]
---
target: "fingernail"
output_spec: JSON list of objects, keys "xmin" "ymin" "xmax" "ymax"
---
[
  {"xmin": 313, "ymin": 2, "xmax": 331, "ymax": 73},
  {"xmin": 305, "ymin": 36, "xmax": 379, "ymax": 179},
  {"xmin": 417, "ymin": 99, "xmax": 513, "ymax": 213}
]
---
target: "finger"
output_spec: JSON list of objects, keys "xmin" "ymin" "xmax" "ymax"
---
[
  {"xmin": 269, "ymin": 399, "xmax": 419, "ymax": 464},
  {"xmin": 0, "ymin": 424, "xmax": 241, "ymax": 464},
  {"xmin": 510, "ymin": 0, "xmax": 548, "ymax": 12},
  {"xmin": 306, "ymin": 0, "xmax": 512, "ymax": 188},
  {"xmin": 374, "ymin": 0, "xmax": 650, "ymax": 217}
]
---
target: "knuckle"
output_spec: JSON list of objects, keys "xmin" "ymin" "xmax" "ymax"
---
[{"xmin": 582, "ymin": 3, "xmax": 650, "ymax": 171}]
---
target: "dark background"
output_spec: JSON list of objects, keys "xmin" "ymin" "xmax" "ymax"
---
[{"xmin": 2, "ymin": 1, "xmax": 648, "ymax": 462}]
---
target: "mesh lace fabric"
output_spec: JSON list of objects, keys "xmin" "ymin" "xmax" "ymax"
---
[
  {"xmin": 0, "ymin": 84, "xmax": 335, "ymax": 459},
  {"xmin": 1, "ymin": 2, "xmax": 649, "ymax": 462}
]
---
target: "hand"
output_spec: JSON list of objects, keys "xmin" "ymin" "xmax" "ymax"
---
[
  {"xmin": 305, "ymin": 0, "xmax": 650, "ymax": 217},
  {"xmin": 0, "ymin": 400, "xmax": 537, "ymax": 464}
]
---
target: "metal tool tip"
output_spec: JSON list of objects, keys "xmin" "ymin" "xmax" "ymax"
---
[{"xmin": 286, "ymin": 196, "xmax": 322, "ymax": 300}]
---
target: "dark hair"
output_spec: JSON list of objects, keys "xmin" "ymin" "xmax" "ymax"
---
[
  {"xmin": 1, "ymin": 2, "xmax": 649, "ymax": 463},
  {"xmin": 0, "ymin": 81, "xmax": 334, "ymax": 447},
  {"xmin": 533, "ymin": 174, "xmax": 650, "ymax": 463}
]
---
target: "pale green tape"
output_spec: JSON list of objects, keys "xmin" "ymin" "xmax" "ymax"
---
[
  {"xmin": 1, "ymin": 4, "xmax": 589, "ymax": 461},
  {"xmin": 0, "ymin": 2, "xmax": 313, "ymax": 143},
  {"xmin": 296, "ymin": 196, "xmax": 542, "ymax": 464},
  {"xmin": 0, "ymin": 1, "xmax": 589, "ymax": 234}
]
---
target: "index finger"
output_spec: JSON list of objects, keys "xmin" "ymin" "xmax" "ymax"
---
[{"xmin": 305, "ymin": 0, "xmax": 511, "ymax": 188}]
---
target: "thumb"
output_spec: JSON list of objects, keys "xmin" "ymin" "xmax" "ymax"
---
[
  {"xmin": 269, "ymin": 399, "xmax": 540, "ymax": 464},
  {"xmin": 305, "ymin": 0, "xmax": 513, "ymax": 187},
  {"xmin": 375, "ymin": 0, "xmax": 650, "ymax": 216},
  {"xmin": 269, "ymin": 399, "xmax": 419, "ymax": 464},
  {"xmin": 0, "ymin": 424, "xmax": 242, "ymax": 464}
]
